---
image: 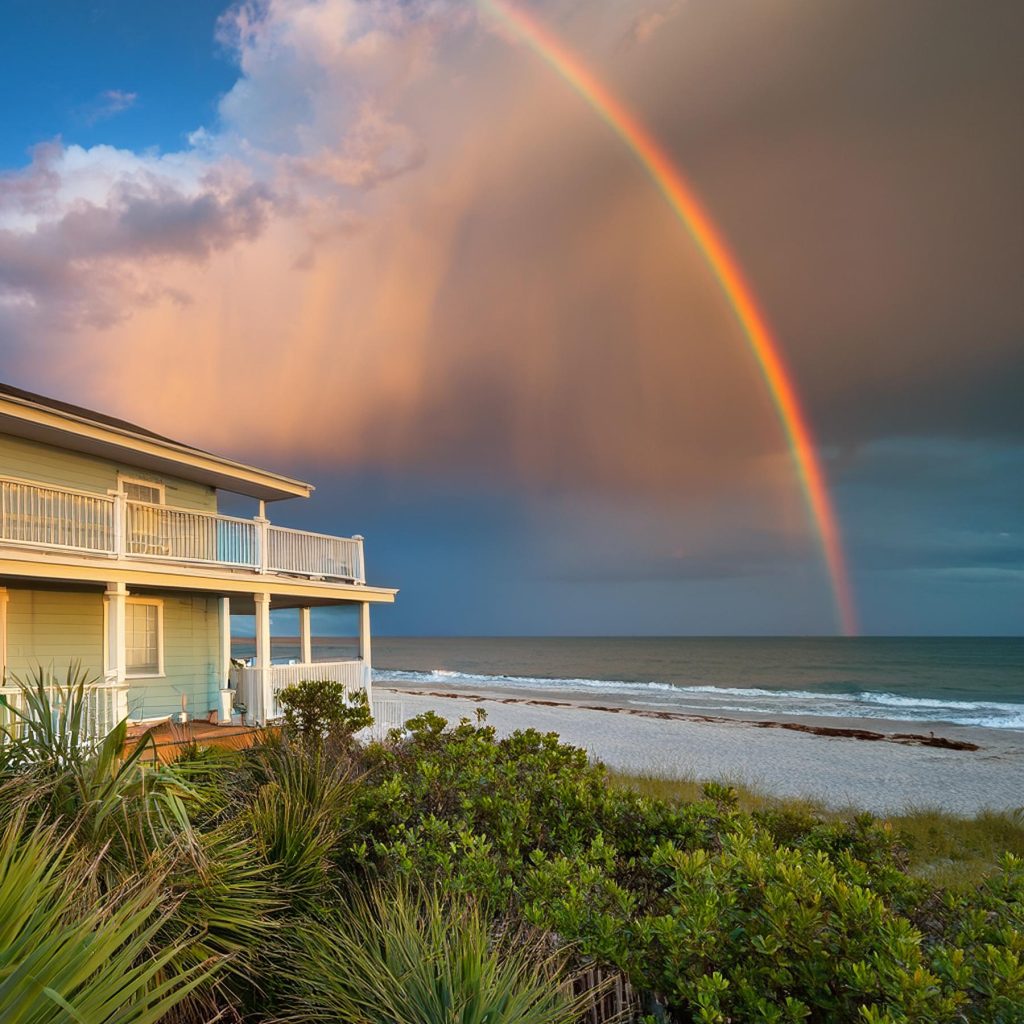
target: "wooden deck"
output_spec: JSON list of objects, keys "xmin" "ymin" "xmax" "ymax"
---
[{"xmin": 126, "ymin": 718, "xmax": 269, "ymax": 762}]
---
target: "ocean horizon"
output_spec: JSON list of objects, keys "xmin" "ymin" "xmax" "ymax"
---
[{"xmin": 232, "ymin": 635, "xmax": 1024, "ymax": 732}]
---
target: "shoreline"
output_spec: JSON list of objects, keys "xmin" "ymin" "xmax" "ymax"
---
[
  {"xmin": 375, "ymin": 682, "xmax": 1024, "ymax": 816},
  {"xmin": 385, "ymin": 685, "xmax": 988, "ymax": 750}
]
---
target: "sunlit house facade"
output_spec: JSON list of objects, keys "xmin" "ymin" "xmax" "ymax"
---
[{"xmin": 0, "ymin": 382, "xmax": 396, "ymax": 732}]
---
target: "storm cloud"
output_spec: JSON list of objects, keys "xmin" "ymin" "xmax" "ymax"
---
[{"xmin": 0, "ymin": 0, "xmax": 1020, "ymax": 632}]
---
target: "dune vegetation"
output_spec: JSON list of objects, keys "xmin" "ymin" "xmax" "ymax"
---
[
  {"xmin": 607, "ymin": 772, "xmax": 1024, "ymax": 888},
  {"xmin": 0, "ymin": 675, "xmax": 1021, "ymax": 1023}
]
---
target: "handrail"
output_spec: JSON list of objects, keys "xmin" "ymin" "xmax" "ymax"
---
[
  {"xmin": 125, "ymin": 500, "xmax": 256, "ymax": 527},
  {"xmin": 261, "ymin": 521, "xmax": 355, "ymax": 542},
  {"xmin": 266, "ymin": 525, "xmax": 364, "ymax": 583},
  {"xmin": 0, "ymin": 474, "xmax": 117, "ymax": 503}
]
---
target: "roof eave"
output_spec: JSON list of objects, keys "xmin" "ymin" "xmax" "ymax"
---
[{"xmin": 0, "ymin": 394, "xmax": 314, "ymax": 501}]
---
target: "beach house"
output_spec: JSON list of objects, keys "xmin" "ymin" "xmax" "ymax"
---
[{"xmin": 0, "ymin": 382, "xmax": 396, "ymax": 732}]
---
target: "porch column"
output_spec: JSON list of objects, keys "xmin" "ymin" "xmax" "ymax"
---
[
  {"xmin": 216, "ymin": 596, "xmax": 234, "ymax": 725},
  {"xmin": 358, "ymin": 601, "xmax": 372, "ymax": 704},
  {"xmin": 299, "ymin": 607, "xmax": 313, "ymax": 665},
  {"xmin": 104, "ymin": 582, "xmax": 130, "ymax": 721},
  {"xmin": 255, "ymin": 500, "xmax": 270, "ymax": 574},
  {"xmin": 0, "ymin": 588, "xmax": 8, "ymax": 682},
  {"xmin": 219, "ymin": 597, "xmax": 232, "ymax": 687},
  {"xmin": 253, "ymin": 592, "xmax": 272, "ymax": 724}
]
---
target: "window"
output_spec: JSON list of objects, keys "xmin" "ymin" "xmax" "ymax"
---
[
  {"xmin": 119, "ymin": 476, "xmax": 168, "ymax": 555},
  {"xmin": 119, "ymin": 477, "xmax": 164, "ymax": 504},
  {"xmin": 125, "ymin": 599, "xmax": 163, "ymax": 677}
]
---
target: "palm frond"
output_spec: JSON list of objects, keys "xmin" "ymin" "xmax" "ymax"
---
[
  {"xmin": 0, "ymin": 662, "xmax": 103, "ymax": 769},
  {"xmin": 281, "ymin": 882, "xmax": 598, "ymax": 1024},
  {"xmin": 0, "ymin": 812, "xmax": 218, "ymax": 1024}
]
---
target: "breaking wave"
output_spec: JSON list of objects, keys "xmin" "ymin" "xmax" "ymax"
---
[{"xmin": 375, "ymin": 668, "xmax": 1024, "ymax": 730}]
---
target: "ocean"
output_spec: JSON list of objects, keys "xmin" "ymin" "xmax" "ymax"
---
[{"xmin": 235, "ymin": 636, "xmax": 1024, "ymax": 732}]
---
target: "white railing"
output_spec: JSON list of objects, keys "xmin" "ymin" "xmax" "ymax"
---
[
  {"xmin": 1, "ymin": 478, "xmax": 114, "ymax": 554},
  {"xmin": 0, "ymin": 682, "xmax": 129, "ymax": 746},
  {"xmin": 126, "ymin": 502, "xmax": 259, "ymax": 567},
  {"xmin": 0, "ymin": 475, "xmax": 366, "ymax": 583},
  {"xmin": 267, "ymin": 525, "xmax": 364, "ymax": 581},
  {"xmin": 230, "ymin": 659, "xmax": 370, "ymax": 723},
  {"xmin": 367, "ymin": 697, "xmax": 405, "ymax": 740}
]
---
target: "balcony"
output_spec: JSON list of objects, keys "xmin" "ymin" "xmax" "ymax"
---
[{"xmin": 0, "ymin": 475, "xmax": 365, "ymax": 584}]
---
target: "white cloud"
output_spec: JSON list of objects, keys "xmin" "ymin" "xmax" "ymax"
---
[
  {"xmin": 89, "ymin": 89, "xmax": 138, "ymax": 122},
  {"xmin": 0, "ymin": 0, "xmax": 464, "ymax": 331}
]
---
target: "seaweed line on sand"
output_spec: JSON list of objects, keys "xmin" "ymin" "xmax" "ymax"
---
[{"xmin": 382, "ymin": 687, "xmax": 981, "ymax": 751}]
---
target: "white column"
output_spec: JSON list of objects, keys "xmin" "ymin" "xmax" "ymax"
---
[
  {"xmin": 219, "ymin": 597, "xmax": 232, "ymax": 685},
  {"xmin": 111, "ymin": 491, "xmax": 127, "ymax": 558},
  {"xmin": 0, "ymin": 588, "xmax": 8, "ymax": 683},
  {"xmin": 255, "ymin": 500, "xmax": 269, "ymax": 574},
  {"xmin": 253, "ymin": 592, "xmax": 272, "ymax": 723},
  {"xmin": 352, "ymin": 535, "xmax": 365, "ymax": 584},
  {"xmin": 104, "ymin": 583, "xmax": 128, "ymax": 684},
  {"xmin": 104, "ymin": 582, "xmax": 129, "ymax": 721},
  {"xmin": 216, "ymin": 597, "xmax": 233, "ymax": 724},
  {"xmin": 358, "ymin": 601, "xmax": 372, "ymax": 705},
  {"xmin": 299, "ymin": 607, "xmax": 312, "ymax": 664}
]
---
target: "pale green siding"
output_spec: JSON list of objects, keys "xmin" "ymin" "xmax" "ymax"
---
[
  {"xmin": 0, "ymin": 433, "xmax": 217, "ymax": 511},
  {"xmin": 129, "ymin": 593, "xmax": 222, "ymax": 720},
  {"xmin": 4, "ymin": 587, "xmax": 222, "ymax": 721},
  {"xmin": 5, "ymin": 588, "xmax": 104, "ymax": 682}
]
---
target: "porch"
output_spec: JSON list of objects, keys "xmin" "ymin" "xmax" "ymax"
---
[
  {"xmin": 0, "ymin": 582, "xmax": 383, "ymax": 733},
  {"xmin": 0, "ymin": 687, "xmax": 406, "ymax": 752},
  {"xmin": 226, "ymin": 596, "xmax": 374, "ymax": 726}
]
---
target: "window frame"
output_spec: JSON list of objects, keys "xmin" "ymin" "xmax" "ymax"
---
[
  {"xmin": 117, "ymin": 474, "xmax": 166, "ymax": 505},
  {"xmin": 123, "ymin": 597, "xmax": 165, "ymax": 680}
]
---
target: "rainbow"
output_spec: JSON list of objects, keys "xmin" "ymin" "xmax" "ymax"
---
[{"xmin": 481, "ymin": 0, "xmax": 857, "ymax": 635}]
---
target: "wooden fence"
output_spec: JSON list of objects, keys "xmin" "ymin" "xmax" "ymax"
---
[{"xmin": 568, "ymin": 963, "xmax": 643, "ymax": 1023}]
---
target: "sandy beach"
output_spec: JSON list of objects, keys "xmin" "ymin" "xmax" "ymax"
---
[{"xmin": 377, "ymin": 683, "xmax": 1024, "ymax": 816}]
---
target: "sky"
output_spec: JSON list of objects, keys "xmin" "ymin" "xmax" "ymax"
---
[{"xmin": 0, "ymin": 0, "xmax": 1021, "ymax": 636}]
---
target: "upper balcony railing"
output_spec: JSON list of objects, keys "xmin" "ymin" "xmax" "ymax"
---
[{"xmin": 0, "ymin": 475, "xmax": 365, "ymax": 584}]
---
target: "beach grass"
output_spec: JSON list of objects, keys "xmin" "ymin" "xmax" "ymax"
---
[{"xmin": 606, "ymin": 769, "xmax": 1024, "ymax": 886}]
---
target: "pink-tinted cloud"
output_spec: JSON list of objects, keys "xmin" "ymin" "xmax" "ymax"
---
[{"xmin": 0, "ymin": 0, "xmax": 1019, "ymax": 514}]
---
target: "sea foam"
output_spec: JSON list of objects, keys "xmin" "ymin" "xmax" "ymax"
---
[{"xmin": 374, "ymin": 668, "xmax": 1024, "ymax": 729}]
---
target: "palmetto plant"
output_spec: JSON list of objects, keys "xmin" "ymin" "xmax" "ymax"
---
[
  {"xmin": 0, "ymin": 667, "xmax": 277, "ymax": 1019},
  {"xmin": 0, "ymin": 813, "xmax": 216, "ymax": 1024},
  {"xmin": 0, "ymin": 662, "xmax": 107, "ymax": 766},
  {"xmin": 0, "ymin": 671, "xmax": 193, "ymax": 883},
  {"xmin": 282, "ymin": 883, "xmax": 597, "ymax": 1024},
  {"xmin": 247, "ymin": 732, "xmax": 362, "ymax": 907}
]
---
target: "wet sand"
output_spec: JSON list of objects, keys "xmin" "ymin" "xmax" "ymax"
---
[{"xmin": 376, "ymin": 682, "xmax": 1024, "ymax": 816}]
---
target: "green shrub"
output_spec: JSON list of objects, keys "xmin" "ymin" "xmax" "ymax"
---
[
  {"xmin": 348, "ymin": 712, "xmax": 1024, "ymax": 1023},
  {"xmin": 348, "ymin": 710, "xmax": 664, "ymax": 899},
  {"xmin": 525, "ymin": 825, "xmax": 971, "ymax": 1021},
  {"xmin": 1, "ymin": 685, "xmax": 1020, "ymax": 1024},
  {"xmin": 277, "ymin": 679, "xmax": 372, "ymax": 743}
]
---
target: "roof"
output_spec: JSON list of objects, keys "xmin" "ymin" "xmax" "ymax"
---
[
  {"xmin": 0, "ymin": 381, "xmax": 199, "ymax": 447},
  {"xmin": 0, "ymin": 381, "xmax": 314, "ymax": 501}
]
